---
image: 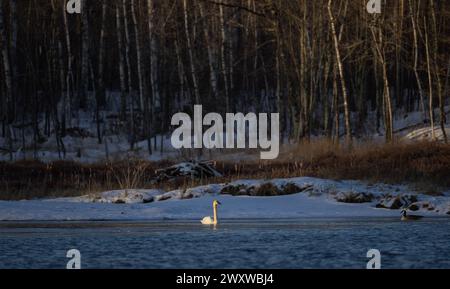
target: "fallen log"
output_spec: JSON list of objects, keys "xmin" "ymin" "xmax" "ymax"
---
[{"xmin": 154, "ymin": 161, "xmax": 222, "ymax": 182}]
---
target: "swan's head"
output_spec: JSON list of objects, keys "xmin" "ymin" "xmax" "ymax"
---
[{"xmin": 213, "ymin": 200, "xmax": 221, "ymax": 207}]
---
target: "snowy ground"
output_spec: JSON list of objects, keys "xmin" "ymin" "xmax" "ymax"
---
[
  {"xmin": 1, "ymin": 105, "xmax": 449, "ymax": 163},
  {"xmin": 0, "ymin": 177, "xmax": 449, "ymax": 221}
]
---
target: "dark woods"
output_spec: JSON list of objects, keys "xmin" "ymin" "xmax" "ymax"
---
[{"xmin": 0, "ymin": 0, "xmax": 449, "ymax": 156}]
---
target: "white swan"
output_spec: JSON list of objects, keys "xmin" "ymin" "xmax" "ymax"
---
[{"xmin": 201, "ymin": 200, "xmax": 221, "ymax": 225}]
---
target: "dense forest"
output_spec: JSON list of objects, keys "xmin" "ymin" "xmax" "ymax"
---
[{"xmin": 0, "ymin": 0, "xmax": 449, "ymax": 158}]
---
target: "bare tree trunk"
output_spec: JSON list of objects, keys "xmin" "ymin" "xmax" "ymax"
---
[
  {"xmin": 0, "ymin": 0, "xmax": 13, "ymax": 159},
  {"xmin": 198, "ymin": 3, "xmax": 218, "ymax": 100},
  {"xmin": 219, "ymin": 2, "xmax": 230, "ymax": 111},
  {"xmin": 252, "ymin": 0, "xmax": 258, "ymax": 110},
  {"xmin": 333, "ymin": 64, "xmax": 340, "ymax": 144},
  {"xmin": 147, "ymin": 0, "xmax": 158, "ymax": 153},
  {"xmin": 147, "ymin": 1, "xmax": 159, "ymax": 103},
  {"xmin": 80, "ymin": 0, "xmax": 89, "ymax": 109},
  {"xmin": 445, "ymin": 58, "xmax": 450, "ymax": 114},
  {"xmin": 175, "ymin": 32, "xmax": 185, "ymax": 109},
  {"xmin": 62, "ymin": 1, "xmax": 73, "ymax": 131},
  {"xmin": 89, "ymin": 60, "xmax": 102, "ymax": 144},
  {"xmin": 424, "ymin": 18, "xmax": 435, "ymax": 140},
  {"xmin": 430, "ymin": 0, "xmax": 447, "ymax": 142},
  {"xmin": 183, "ymin": 0, "xmax": 200, "ymax": 105},
  {"xmin": 327, "ymin": 0, "xmax": 351, "ymax": 145},
  {"xmin": 97, "ymin": 1, "xmax": 107, "ymax": 107},
  {"xmin": 131, "ymin": 0, "xmax": 144, "ymax": 111},
  {"xmin": 122, "ymin": 0, "xmax": 135, "ymax": 149},
  {"xmin": 57, "ymin": 40, "xmax": 66, "ymax": 156},
  {"xmin": 394, "ymin": 0, "xmax": 404, "ymax": 108},
  {"xmin": 0, "ymin": 0, "xmax": 12, "ymax": 118},
  {"xmin": 10, "ymin": 0, "xmax": 17, "ymax": 113},
  {"xmin": 228, "ymin": 14, "xmax": 234, "ymax": 106},
  {"xmin": 371, "ymin": 21, "xmax": 393, "ymax": 143},
  {"xmin": 409, "ymin": 0, "xmax": 426, "ymax": 117},
  {"xmin": 131, "ymin": 0, "xmax": 151, "ymax": 154},
  {"xmin": 275, "ymin": 23, "xmax": 282, "ymax": 125},
  {"xmin": 115, "ymin": 3, "xmax": 127, "ymax": 120},
  {"xmin": 381, "ymin": 44, "xmax": 393, "ymax": 143}
]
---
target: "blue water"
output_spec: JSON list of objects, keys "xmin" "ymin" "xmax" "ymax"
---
[{"xmin": 0, "ymin": 218, "xmax": 449, "ymax": 269}]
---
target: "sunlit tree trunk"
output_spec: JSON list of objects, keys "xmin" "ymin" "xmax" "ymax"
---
[
  {"xmin": 409, "ymin": 0, "xmax": 426, "ymax": 118},
  {"xmin": 371, "ymin": 18, "xmax": 393, "ymax": 143},
  {"xmin": 430, "ymin": 0, "xmax": 447, "ymax": 142},
  {"xmin": 424, "ymin": 19, "xmax": 435, "ymax": 140},
  {"xmin": 328, "ymin": 0, "xmax": 351, "ymax": 145}
]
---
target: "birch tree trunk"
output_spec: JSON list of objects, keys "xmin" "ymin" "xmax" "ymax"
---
[
  {"xmin": 327, "ymin": 0, "xmax": 351, "ymax": 144},
  {"xmin": 424, "ymin": 19, "xmax": 435, "ymax": 140},
  {"xmin": 371, "ymin": 20, "xmax": 393, "ymax": 143},
  {"xmin": 409, "ymin": 0, "xmax": 426, "ymax": 117},
  {"xmin": 430, "ymin": 0, "xmax": 447, "ymax": 142}
]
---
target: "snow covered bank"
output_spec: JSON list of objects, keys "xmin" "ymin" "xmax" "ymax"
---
[
  {"xmin": 403, "ymin": 126, "xmax": 450, "ymax": 142},
  {"xmin": 2, "ymin": 106, "xmax": 449, "ymax": 164},
  {"xmin": 0, "ymin": 177, "xmax": 449, "ymax": 221}
]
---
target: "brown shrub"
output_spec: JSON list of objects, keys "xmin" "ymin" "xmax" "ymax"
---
[
  {"xmin": 253, "ymin": 183, "xmax": 282, "ymax": 196},
  {"xmin": 281, "ymin": 183, "xmax": 304, "ymax": 195},
  {"xmin": 335, "ymin": 192, "xmax": 374, "ymax": 203},
  {"xmin": 220, "ymin": 184, "xmax": 249, "ymax": 196},
  {"xmin": 1, "ymin": 141, "xmax": 449, "ymax": 200}
]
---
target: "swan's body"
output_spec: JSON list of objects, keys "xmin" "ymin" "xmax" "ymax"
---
[
  {"xmin": 201, "ymin": 216, "xmax": 215, "ymax": 225},
  {"xmin": 401, "ymin": 209, "xmax": 423, "ymax": 221},
  {"xmin": 201, "ymin": 200, "xmax": 221, "ymax": 225}
]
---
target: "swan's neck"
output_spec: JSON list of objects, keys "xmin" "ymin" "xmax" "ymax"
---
[{"xmin": 213, "ymin": 204, "xmax": 218, "ymax": 224}]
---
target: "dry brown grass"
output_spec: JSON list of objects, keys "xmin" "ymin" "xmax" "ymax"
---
[{"xmin": 0, "ymin": 140, "xmax": 449, "ymax": 200}]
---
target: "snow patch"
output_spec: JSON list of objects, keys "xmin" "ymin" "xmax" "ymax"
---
[{"xmin": 0, "ymin": 177, "xmax": 449, "ymax": 221}]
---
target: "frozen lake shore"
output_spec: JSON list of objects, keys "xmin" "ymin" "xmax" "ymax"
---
[{"xmin": 1, "ymin": 177, "xmax": 449, "ymax": 221}]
